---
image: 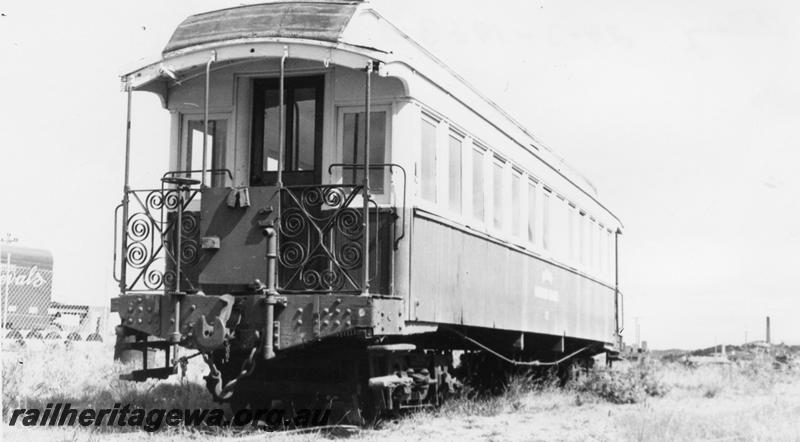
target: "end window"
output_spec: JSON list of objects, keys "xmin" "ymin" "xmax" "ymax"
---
[
  {"xmin": 341, "ymin": 110, "xmax": 387, "ymax": 194},
  {"xmin": 182, "ymin": 118, "xmax": 227, "ymax": 187}
]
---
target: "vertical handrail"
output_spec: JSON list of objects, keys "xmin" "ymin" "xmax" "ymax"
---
[
  {"xmin": 201, "ymin": 51, "xmax": 216, "ymax": 188},
  {"xmin": 277, "ymin": 47, "xmax": 288, "ymax": 188},
  {"xmin": 614, "ymin": 228, "xmax": 623, "ymax": 335},
  {"xmin": 120, "ymin": 83, "xmax": 133, "ymax": 295},
  {"xmin": 275, "ymin": 47, "xmax": 288, "ymax": 301},
  {"xmin": 369, "ymin": 199, "xmax": 379, "ymax": 282},
  {"xmin": 618, "ymin": 291, "xmax": 624, "ymax": 334},
  {"xmin": 175, "ymin": 193, "xmax": 183, "ymax": 293},
  {"xmin": 3, "ymin": 252, "xmax": 10, "ymax": 330},
  {"xmin": 327, "ymin": 163, "xmax": 408, "ymax": 250},
  {"xmin": 112, "ymin": 203, "xmax": 122, "ymax": 283},
  {"xmin": 361, "ymin": 61, "xmax": 373, "ymax": 296},
  {"xmin": 263, "ymin": 227, "xmax": 278, "ymax": 360}
]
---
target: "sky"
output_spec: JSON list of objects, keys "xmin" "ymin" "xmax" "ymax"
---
[{"xmin": 1, "ymin": 0, "xmax": 798, "ymax": 349}]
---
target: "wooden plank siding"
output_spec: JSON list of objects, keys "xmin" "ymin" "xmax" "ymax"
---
[{"xmin": 410, "ymin": 211, "xmax": 615, "ymax": 344}]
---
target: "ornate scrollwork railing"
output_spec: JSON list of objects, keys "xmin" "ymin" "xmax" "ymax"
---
[
  {"xmin": 278, "ymin": 185, "xmax": 371, "ymax": 294},
  {"xmin": 114, "ymin": 187, "xmax": 201, "ymax": 293}
]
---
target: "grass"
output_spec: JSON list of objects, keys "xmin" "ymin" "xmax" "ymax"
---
[
  {"xmin": 2, "ymin": 340, "xmax": 218, "ymax": 434},
  {"xmin": 3, "ymin": 342, "xmax": 799, "ymax": 441},
  {"xmin": 569, "ymin": 360, "xmax": 670, "ymax": 404}
]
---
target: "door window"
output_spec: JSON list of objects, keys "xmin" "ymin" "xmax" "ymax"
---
[{"xmin": 250, "ymin": 76, "xmax": 324, "ymax": 186}]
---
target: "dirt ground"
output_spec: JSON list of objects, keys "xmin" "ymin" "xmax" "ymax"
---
[
  {"xmin": 5, "ymin": 378, "xmax": 800, "ymax": 441},
  {"xmin": 3, "ymin": 341, "xmax": 799, "ymax": 441}
]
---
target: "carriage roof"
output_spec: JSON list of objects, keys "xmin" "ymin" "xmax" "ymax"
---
[
  {"xmin": 163, "ymin": 1, "xmax": 360, "ymax": 54},
  {"xmin": 123, "ymin": 1, "xmax": 620, "ymax": 228}
]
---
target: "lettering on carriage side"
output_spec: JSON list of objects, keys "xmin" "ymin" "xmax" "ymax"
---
[
  {"xmin": 541, "ymin": 269, "xmax": 554, "ymax": 285},
  {"xmin": 535, "ymin": 269, "xmax": 559, "ymax": 302},
  {"xmin": 534, "ymin": 286, "xmax": 559, "ymax": 302}
]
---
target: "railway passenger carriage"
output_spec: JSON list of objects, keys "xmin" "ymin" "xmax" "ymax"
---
[{"xmin": 112, "ymin": 1, "xmax": 623, "ymax": 418}]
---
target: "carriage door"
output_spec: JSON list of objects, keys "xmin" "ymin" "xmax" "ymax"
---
[{"xmin": 250, "ymin": 76, "xmax": 324, "ymax": 186}]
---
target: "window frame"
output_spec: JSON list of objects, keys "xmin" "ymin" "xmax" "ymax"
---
[
  {"xmin": 578, "ymin": 211, "xmax": 588, "ymax": 267},
  {"xmin": 554, "ymin": 194, "xmax": 569, "ymax": 260},
  {"xmin": 179, "ymin": 112, "xmax": 232, "ymax": 188},
  {"xmin": 249, "ymin": 75, "xmax": 325, "ymax": 187},
  {"xmin": 526, "ymin": 178, "xmax": 538, "ymax": 247},
  {"xmin": 470, "ymin": 143, "xmax": 488, "ymax": 226},
  {"xmin": 446, "ymin": 129, "xmax": 465, "ymax": 216},
  {"xmin": 541, "ymin": 187, "xmax": 552, "ymax": 252},
  {"xmin": 335, "ymin": 104, "xmax": 393, "ymax": 197},
  {"xmin": 607, "ymin": 228, "xmax": 615, "ymax": 280},
  {"xmin": 418, "ymin": 112, "xmax": 440, "ymax": 206},
  {"xmin": 568, "ymin": 202, "xmax": 578, "ymax": 265},
  {"xmin": 491, "ymin": 155, "xmax": 507, "ymax": 233},
  {"xmin": 511, "ymin": 167, "xmax": 524, "ymax": 239}
]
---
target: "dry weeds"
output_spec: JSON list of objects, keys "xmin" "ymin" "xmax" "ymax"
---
[{"xmin": 2, "ymin": 341, "xmax": 799, "ymax": 441}]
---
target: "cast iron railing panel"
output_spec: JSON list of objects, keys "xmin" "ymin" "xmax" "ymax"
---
[
  {"xmin": 278, "ymin": 185, "xmax": 370, "ymax": 294},
  {"xmin": 115, "ymin": 188, "xmax": 201, "ymax": 293}
]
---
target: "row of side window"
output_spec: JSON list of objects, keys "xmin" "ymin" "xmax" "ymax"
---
[{"xmin": 418, "ymin": 111, "xmax": 615, "ymax": 280}]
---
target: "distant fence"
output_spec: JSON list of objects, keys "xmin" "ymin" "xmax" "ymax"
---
[{"xmin": 1, "ymin": 251, "xmax": 111, "ymax": 343}]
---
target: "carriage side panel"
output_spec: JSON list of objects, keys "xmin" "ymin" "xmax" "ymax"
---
[{"xmin": 409, "ymin": 211, "xmax": 615, "ymax": 344}]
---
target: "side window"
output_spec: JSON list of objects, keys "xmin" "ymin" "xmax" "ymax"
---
[
  {"xmin": 492, "ymin": 157, "xmax": 506, "ymax": 230},
  {"xmin": 608, "ymin": 229, "xmax": 615, "ymax": 277},
  {"xmin": 182, "ymin": 117, "xmax": 227, "ymax": 187},
  {"xmin": 555, "ymin": 196, "xmax": 568, "ymax": 259},
  {"xmin": 511, "ymin": 170, "xmax": 522, "ymax": 237},
  {"xmin": 527, "ymin": 180, "xmax": 536, "ymax": 244},
  {"xmin": 447, "ymin": 133, "xmax": 463, "ymax": 214},
  {"xmin": 599, "ymin": 225, "xmax": 607, "ymax": 273},
  {"xmin": 581, "ymin": 213, "xmax": 589, "ymax": 267},
  {"xmin": 420, "ymin": 117, "xmax": 438, "ymax": 203},
  {"xmin": 542, "ymin": 188, "xmax": 551, "ymax": 251},
  {"xmin": 341, "ymin": 109, "xmax": 387, "ymax": 193},
  {"xmin": 568, "ymin": 204, "xmax": 578, "ymax": 262},
  {"xmin": 597, "ymin": 223, "xmax": 604, "ymax": 272},
  {"xmin": 471, "ymin": 147, "xmax": 485, "ymax": 221},
  {"xmin": 586, "ymin": 217, "xmax": 597, "ymax": 269}
]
